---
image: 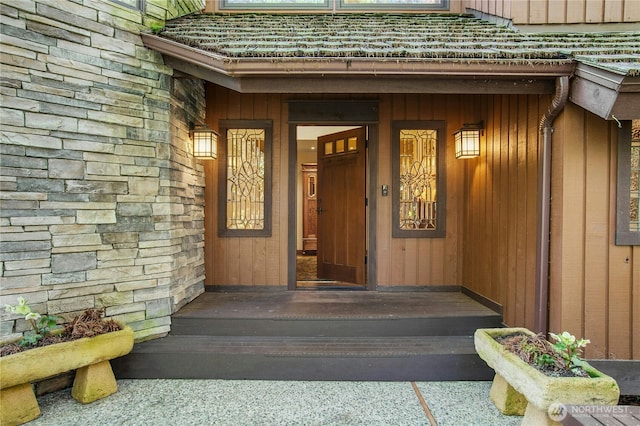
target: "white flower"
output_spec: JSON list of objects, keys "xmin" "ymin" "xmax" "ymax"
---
[
  {"xmin": 5, "ymin": 296, "xmax": 33, "ymax": 316},
  {"xmin": 25, "ymin": 312, "xmax": 42, "ymax": 322}
]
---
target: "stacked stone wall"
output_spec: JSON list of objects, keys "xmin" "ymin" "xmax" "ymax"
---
[{"xmin": 0, "ymin": 0, "xmax": 206, "ymax": 341}]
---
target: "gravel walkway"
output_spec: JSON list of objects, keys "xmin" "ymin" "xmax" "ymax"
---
[{"xmin": 30, "ymin": 380, "xmax": 521, "ymax": 426}]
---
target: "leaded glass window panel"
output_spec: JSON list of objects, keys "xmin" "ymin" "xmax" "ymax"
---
[
  {"xmin": 630, "ymin": 121, "xmax": 640, "ymax": 232},
  {"xmin": 392, "ymin": 121, "xmax": 446, "ymax": 238},
  {"xmin": 616, "ymin": 119, "xmax": 640, "ymax": 245},
  {"xmin": 226, "ymin": 129, "xmax": 265, "ymax": 230},
  {"xmin": 399, "ymin": 130, "xmax": 437, "ymax": 230},
  {"xmin": 222, "ymin": 0, "xmax": 330, "ymax": 9},
  {"xmin": 110, "ymin": 0, "xmax": 144, "ymax": 10},
  {"xmin": 219, "ymin": 120, "xmax": 272, "ymax": 237}
]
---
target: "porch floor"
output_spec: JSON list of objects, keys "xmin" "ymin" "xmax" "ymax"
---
[{"xmin": 173, "ymin": 290, "xmax": 499, "ymax": 320}]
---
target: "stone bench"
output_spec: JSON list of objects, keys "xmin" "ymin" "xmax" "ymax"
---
[{"xmin": 0, "ymin": 327, "xmax": 133, "ymax": 426}]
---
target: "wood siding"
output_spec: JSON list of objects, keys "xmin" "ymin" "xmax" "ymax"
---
[
  {"xmin": 460, "ymin": 94, "xmax": 548, "ymax": 331},
  {"xmin": 460, "ymin": 96, "xmax": 639, "ymax": 359},
  {"xmin": 464, "ymin": 0, "xmax": 640, "ymax": 24},
  {"xmin": 550, "ymin": 104, "xmax": 640, "ymax": 360},
  {"xmin": 202, "ymin": 85, "xmax": 638, "ymax": 359},
  {"xmin": 203, "ymin": 85, "xmax": 288, "ymax": 286},
  {"xmin": 378, "ymin": 94, "xmax": 464, "ymax": 286},
  {"xmin": 204, "ymin": 89, "xmax": 470, "ymax": 288}
]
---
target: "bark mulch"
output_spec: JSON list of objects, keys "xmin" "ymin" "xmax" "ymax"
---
[{"xmin": 0, "ymin": 308, "xmax": 121, "ymax": 357}]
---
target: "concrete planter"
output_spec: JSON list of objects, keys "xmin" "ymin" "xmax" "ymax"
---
[
  {"xmin": 474, "ymin": 328, "xmax": 619, "ymax": 426},
  {"xmin": 0, "ymin": 326, "xmax": 134, "ymax": 426}
]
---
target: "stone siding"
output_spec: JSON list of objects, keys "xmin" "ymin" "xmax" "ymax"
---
[{"xmin": 0, "ymin": 0, "xmax": 206, "ymax": 341}]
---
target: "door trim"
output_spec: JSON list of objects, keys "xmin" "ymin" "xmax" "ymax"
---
[{"xmin": 287, "ymin": 100, "xmax": 379, "ymax": 290}]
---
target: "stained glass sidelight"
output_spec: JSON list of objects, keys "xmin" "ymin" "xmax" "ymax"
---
[
  {"xmin": 226, "ymin": 128, "xmax": 266, "ymax": 230},
  {"xmin": 630, "ymin": 120, "xmax": 640, "ymax": 232},
  {"xmin": 398, "ymin": 129, "xmax": 438, "ymax": 230}
]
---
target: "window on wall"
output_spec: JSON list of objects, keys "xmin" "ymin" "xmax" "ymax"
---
[
  {"xmin": 222, "ymin": 0, "xmax": 330, "ymax": 8},
  {"xmin": 392, "ymin": 121, "xmax": 446, "ymax": 238},
  {"xmin": 110, "ymin": 0, "xmax": 145, "ymax": 11},
  {"xmin": 341, "ymin": 0, "xmax": 447, "ymax": 9},
  {"xmin": 218, "ymin": 120, "xmax": 272, "ymax": 237},
  {"xmin": 616, "ymin": 119, "xmax": 640, "ymax": 245},
  {"xmin": 221, "ymin": 0, "xmax": 447, "ymax": 9}
]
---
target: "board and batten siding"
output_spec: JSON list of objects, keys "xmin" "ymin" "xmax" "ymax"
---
[
  {"xmin": 550, "ymin": 103, "xmax": 640, "ymax": 360},
  {"xmin": 377, "ymin": 94, "xmax": 465, "ymax": 287},
  {"xmin": 460, "ymin": 94, "xmax": 549, "ymax": 333},
  {"xmin": 464, "ymin": 0, "xmax": 640, "ymax": 24},
  {"xmin": 201, "ymin": 86, "xmax": 638, "ymax": 360},
  {"xmin": 461, "ymin": 95, "xmax": 639, "ymax": 360},
  {"xmin": 203, "ymin": 85, "xmax": 287, "ymax": 286},
  {"xmin": 202, "ymin": 88, "xmax": 468, "ymax": 287}
]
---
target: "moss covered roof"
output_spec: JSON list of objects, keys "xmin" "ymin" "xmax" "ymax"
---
[{"xmin": 157, "ymin": 13, "xmax": 640, "ymax": 76}]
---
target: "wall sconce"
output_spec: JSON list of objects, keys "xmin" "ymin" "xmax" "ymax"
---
[
  {"xmin": 190, "ymin": 125, "xmax": 218, "ymax": 160},
  {"xmin": 454, "ymin": 121, "xmax": 483, "ymax": 159}
]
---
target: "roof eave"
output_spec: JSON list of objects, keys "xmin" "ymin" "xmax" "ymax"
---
[{"xmin": 142, "ymin": 33, "xmax": 575, "ymax": 79}]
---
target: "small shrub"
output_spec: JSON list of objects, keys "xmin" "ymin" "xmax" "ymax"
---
[{"xmin": 4, "ymin": 297, "xmax": 60, "ymax": 347}]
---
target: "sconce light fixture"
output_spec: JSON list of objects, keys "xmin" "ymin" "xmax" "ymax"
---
[
  {"xmin": 454, "ymin": 121, "xmax": 483, "ymax": 159},
  {"xmin": 190, "ymin": 125, "xmax": 218, "ymax": 160}
]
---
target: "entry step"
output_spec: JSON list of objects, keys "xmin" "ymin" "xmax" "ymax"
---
[{"xmin": 112, "ymin": 335, "xmax": 494, "ymax": 381}]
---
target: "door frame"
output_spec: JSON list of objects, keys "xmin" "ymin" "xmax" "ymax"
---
[{"xmin": 287, "ymin": 100, "xmax": 379, "ymax": 290}]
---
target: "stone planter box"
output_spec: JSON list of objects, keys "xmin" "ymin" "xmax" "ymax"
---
[
  {"xmin": 474, "ymin": 327, "xmax": 620, "ymax": 426},
  {"xmin": 0, "ymin": 326, "xmax": 134, "ymax": 426}
]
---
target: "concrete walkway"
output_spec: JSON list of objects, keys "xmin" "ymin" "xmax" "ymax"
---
[{"xmin": 31, "ymin": 380, "xmax": 521, "ymax": 425}]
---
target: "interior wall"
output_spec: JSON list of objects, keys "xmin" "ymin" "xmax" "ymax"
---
[
  {"xmin": 550, "ymin": 104, "xmax": 640, "ymax": 360},
  {"xmin": 296, "ymin": 146, "xmax": 316, "ymax": 252}
]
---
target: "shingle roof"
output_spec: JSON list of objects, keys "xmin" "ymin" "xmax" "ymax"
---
[{"xmin": 156, "ymin": 13, "xmax": 640, "ymax": 76}]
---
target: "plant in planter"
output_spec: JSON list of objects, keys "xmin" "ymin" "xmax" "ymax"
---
[
  {"xmin": 474, "ymin": 328, "xmax": 619, "ymax": 426},
  {"xmin": 497, "ymin": 330, "xmax": 591, "ymax": 378},
  {"xmin": 1, "ymin": 298, "xmax": 134, "ymax": 426},
  {"xmin": 3, "ymin": 297, "xmax": 59, "ymax": 349}
]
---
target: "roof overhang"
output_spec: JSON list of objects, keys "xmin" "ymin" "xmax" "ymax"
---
[
  {"xmin": 142, "ymin": 33, "xmax": 571, "ymax": 95},
  {"xmin": 569, "ymin": 63, "xmax": 640, "ymax": 120}
]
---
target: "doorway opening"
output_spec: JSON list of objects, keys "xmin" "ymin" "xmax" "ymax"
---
[{"xmin": 295, "ymin": 125, "xmax": 366, "ymax": 290}]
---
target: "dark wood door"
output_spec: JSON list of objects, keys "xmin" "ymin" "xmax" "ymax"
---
[{"xmin": 316, "ymin": 127, "xmax": 366, "ymax": 284}]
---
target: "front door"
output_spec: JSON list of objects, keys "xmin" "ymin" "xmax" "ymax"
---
[{"xmin": 316, "ymin": 127, "xmax": 367, "ymax": 285}]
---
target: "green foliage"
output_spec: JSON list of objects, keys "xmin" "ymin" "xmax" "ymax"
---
[
  {"xmin": 150, "ymin": 23, "xmax": 165, "ymax": 34},
  {"xmin": 535, "ymin": 352, "xmax": 556, "ymax": 368},
  {"xmin": 549, "ymin": 331, "xmax": 590, "ymax": 373},
  {"xmin": 5, "ymin": 297, "xmax": 60, "ymax": 347},
  {"xmin": 502, "ymin": 331, "xmax": 591, "ymax": 376}
]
